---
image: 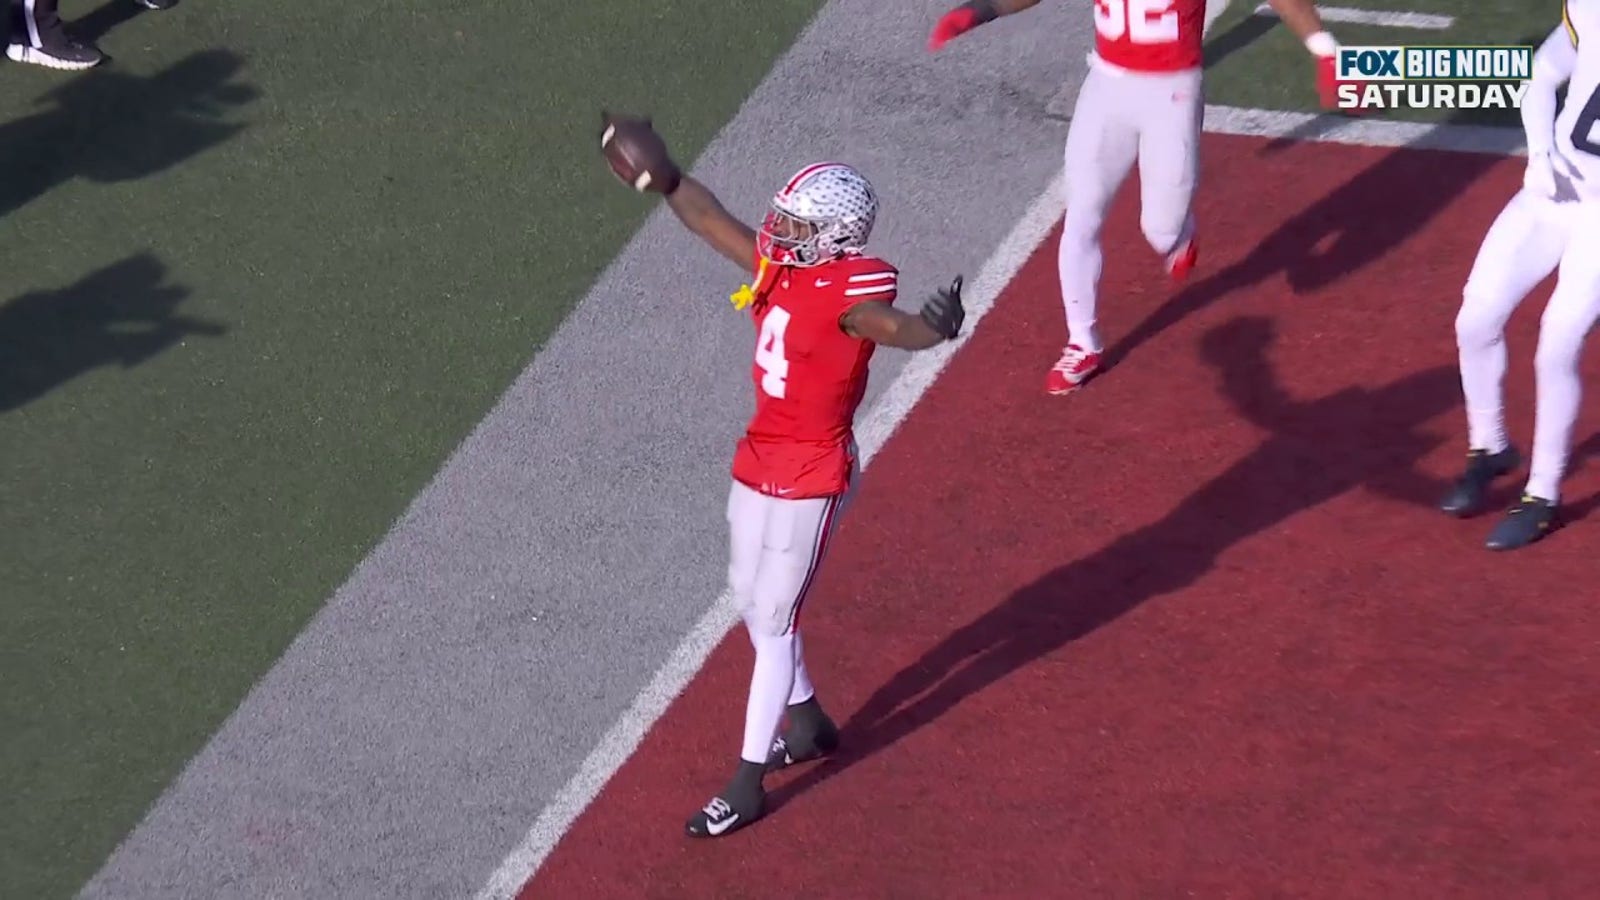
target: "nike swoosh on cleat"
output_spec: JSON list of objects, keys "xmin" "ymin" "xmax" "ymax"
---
[{"xmin": 705, "ymin": 813, "xmax": 739, "ymax": 836}]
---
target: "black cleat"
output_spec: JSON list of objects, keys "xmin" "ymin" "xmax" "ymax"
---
[
  {"xmin": 6, "ymin": 40, "xmax": 104, "ymax": 70},
  {"xmin": 684, "ymin": 789, "xmax": 764, "ymax": 839},
  {"xmin": 765, "ymin": 715, "xmax": 839, "ymax": 773},
  {"xmin": 1439, "ymin": 446, "xmax": 1521, "ymax": 518},
  {"xmin": 1485, "ymin": 494, "xmax": 1557, "ymax": 551}
]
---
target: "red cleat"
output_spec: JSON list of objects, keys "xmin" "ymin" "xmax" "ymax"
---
[
  {"xmin": 1166, "ymin": 237, "xmax": 1198, "ymax": 283},
  {"xmin": 1044, "ymin": 344, "xmax": 1101, "ymax": 395}
]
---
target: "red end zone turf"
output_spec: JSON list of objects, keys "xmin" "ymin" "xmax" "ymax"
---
[{"xmin": 522, "ymin": 134, "xmax": 1600, "ymax": 898}]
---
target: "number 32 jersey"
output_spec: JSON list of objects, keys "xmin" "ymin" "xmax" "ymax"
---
[
  {"xmin": 1093, "ymin": 0, "xmax": 1206, "ymax": 73},
  {"xmin": 734, "ymin": 251, "xmax": 898, "ymax": 500}
]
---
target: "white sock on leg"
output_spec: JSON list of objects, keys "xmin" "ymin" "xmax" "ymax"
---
[
  {"xmin": 789, "ymin": 631, "xmax": 815, "ymax": 706},
  {"xmin": 740, "ymin": 624, "xmax": 797, "ymax": 765}
]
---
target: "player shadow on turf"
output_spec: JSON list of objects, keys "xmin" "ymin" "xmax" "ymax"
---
[
  {"xmin": 768, "ymin": 314, "xmax": 1468, "ymax": 811},
  {"xmin": 1544, "ymin": 433, "xmax": 1600, "ymax": 525},
  {"xmin": 0, "ymin": 253, "xmax": 224, "ymax": 413},
  {"xmin": 68, "ymin": 0, "xmax": 152, "ymax": 43},
  {"xmin": 0, "ymin": 49, "xmax": 258, "ymax": 219},
  {"xmin": 1199, "ymin": 7, "xmax": 1279, "ymax": 73},
  {"xmin": 1106, "ymin": 135, "xmax": 1499, "ymax": 375}
]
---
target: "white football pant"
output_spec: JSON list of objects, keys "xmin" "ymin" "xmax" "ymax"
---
[
  {"xmin": 724, "ymin": 457, "xmax": 855, "ymax": 764},
  {"xmin": 1456, "ymin": 187, "xmax": 1600, "ymax": 503},
  {"xmin": 1059, "ymin": 60, "xmax": 1203, "ymax": 354}
]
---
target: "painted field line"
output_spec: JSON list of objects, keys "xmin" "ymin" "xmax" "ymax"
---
[
  {"xmin": 1204, "ymin": 103, "xmax": 1526, "ymax": 156},
  {"xmin": 1252, "ymin": 2, "xmax": 1454, "ymax": 30},
  {"xmin": 472, "ymin": 167, "xmax": 1070, "ymax": 900},
  {"xmin": 1204, "ymin": 0, "xmax": 1230, "ymax": 36}
]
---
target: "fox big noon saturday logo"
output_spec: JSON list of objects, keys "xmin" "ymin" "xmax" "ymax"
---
[{"xmin": 1336, "ymin": 45, "xmax": 1533, "ymax": 111}]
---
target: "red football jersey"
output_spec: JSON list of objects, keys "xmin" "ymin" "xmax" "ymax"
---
[
  {"xmin": 731, "ymin": 250, "xmax": 898, "ymax": 499},
  {"xmin": 1092, "ymin": 0, "xmax": 1204, "ymax": 72}
]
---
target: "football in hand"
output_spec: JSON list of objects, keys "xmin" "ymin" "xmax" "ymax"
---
[{"xmin": 599, "ymin": 111, "xmax": 681, "ymax": 194}]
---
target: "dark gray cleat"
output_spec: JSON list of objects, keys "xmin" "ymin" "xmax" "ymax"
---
[
  {"xmin": 765, "ymin": 716, "xmax": 840, "ymax": 773},
  {"xmin": 1439, "ymin": 446, "xmax": 1521, "ymax": 518},
  {"xmin": 1485, "ymin": 494, "xmax": 1557, "ymax": 551}
]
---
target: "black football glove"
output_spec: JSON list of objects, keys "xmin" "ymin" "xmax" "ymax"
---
[{"xmin": 919, "ymin": 275, "xmax": 965, "ymax": 341}]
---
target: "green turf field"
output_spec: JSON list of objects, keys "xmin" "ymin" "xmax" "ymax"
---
[
  {"xmin": 0, "ymin": 1, "xmax": 825, "ymax": 896},
  {"xmin": 1204, "ymin": 1, "xmax": 1563, "ymax": 125}
]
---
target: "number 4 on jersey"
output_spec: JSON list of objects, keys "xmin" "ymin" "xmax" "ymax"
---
[
  {"xmin": 1095, "ymin": 0, "xmax": 1179, "ymax": 44},
  {"xmin": 755, "ymin": 306, "xmax": 792, "ymax": 398}
]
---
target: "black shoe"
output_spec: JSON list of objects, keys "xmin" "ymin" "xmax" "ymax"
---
[
  {"xmin": 6, "ymin": 41, "xmax": 104, "ymax": 70},
  {"xmin": 765, "ymin": 713, "xmax": 839, "ymax": 772},
  {"xmin": 1439, "ymin": 446, "xmax": 1521, "ymax": 518},
  {"xmin": 684, "ymin": 787, "xmax": 764, "ymax": 838},
  {"xmin": 135, "ymin": 0, "xmax": 178, "ymax": 9},
  {"xmin": 1485, "ymin": 494, "xmax": 1557, "ymax": 551}
]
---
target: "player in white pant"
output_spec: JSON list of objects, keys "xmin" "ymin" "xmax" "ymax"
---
[
  {"xmin": 1441, "ymin": 0, "xmax": 1600, "ymax": 550},
  {"xmin": 724, "ymin": 456, "xmax": 855, "ymax": 777},
  {"xmin": 929, "ymin": 0, "xmax": 1353, "ymax": 395}
]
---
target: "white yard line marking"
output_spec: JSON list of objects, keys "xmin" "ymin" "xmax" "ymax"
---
[
  {"xmin": 473, "ymin": 167, "xmax": 1070, "ymax": 900},
  {"xmin": 1204, "ymin": 103, "xmax": 1527, "ymax": 156},
  {"xmin": 1252, "ymin": 2, "xmax": 1455, "ymax": 31},
  {"xmin": 1205, "ymin": 0, "xmax": 1231, "ymax": 37}
]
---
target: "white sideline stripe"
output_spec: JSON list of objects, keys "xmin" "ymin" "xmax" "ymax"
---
[
  {"xmin": 1204, "ymin": 0, "xmax": 1230, "ymax": 37},
  {"xmin": 471, "ymin": 167, "xmax": 1069, "ymax": 900},
  {"xmin": 1203, "ymin": 103, "xmax": 1527, "ymax": 156},
  {"xmin": 1252, "ymin": 2, "xmax": 1455, "ymax": 30}
]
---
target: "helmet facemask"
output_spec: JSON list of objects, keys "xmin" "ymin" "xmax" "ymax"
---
[
  {"xmin": 758, "ymin": 164, "xmax": 878, "ymax": 268},
  {"xmin": 758, "ymin": 207, "xmax": 828, "ymax": 266}
]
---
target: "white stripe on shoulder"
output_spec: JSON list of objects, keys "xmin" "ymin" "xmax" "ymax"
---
[
  {"xmin": 843, "ymin": 283, "xmax": 897, "ymax": 297},
  {"xmin": 846, "ymin": 271, "xmax": 897, "ymax": 283}
]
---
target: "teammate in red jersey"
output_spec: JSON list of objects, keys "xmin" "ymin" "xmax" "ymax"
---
[
  {"xmin": 609, "ymin": 130, "xmax": 966, "ymax": 837},
  {"xmin": 929, "ymin": 0, "xmax": 1356, "ymax": 394}
]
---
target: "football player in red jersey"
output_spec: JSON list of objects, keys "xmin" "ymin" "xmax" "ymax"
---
[
  {"xmin": 930, "ymin": 0, "xmax": 1354, "ymax": 394},
  {"xmin": 605, "ymin": 126, "xmax": 965, "ymax": 837}
]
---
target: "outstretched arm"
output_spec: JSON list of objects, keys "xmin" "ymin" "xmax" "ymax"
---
[
  {"xmin": 839, "ymin": 276, "xmax": 966, "ymax": 351},
  {"xmin": 663, "ymin": 178, "xmax": 759, "ymax": 270},
  {"xmin": 928, "ymin": 0, "xmax": 1042, "ymax": 50},
  {"xmin": 598, "ymin": 112, "xmax": 756, "ymax": 270},
  {"xmin": 1265, "ymin": 1, "xmax": 1354, "ymax": 110},
  {"xmin": 840, "ymin": 304, "xmax": 947, "ymax": 350},
  {"xmin": 1264, "ymin": 0, "xmax": 1332, "ymax": 47}
]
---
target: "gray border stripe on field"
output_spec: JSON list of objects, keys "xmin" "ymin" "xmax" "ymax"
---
[{"xmin": 1204, "ymin": 104, "xmax": 1526, "ymax": 155}]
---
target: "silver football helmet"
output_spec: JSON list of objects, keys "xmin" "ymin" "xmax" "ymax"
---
[{"xmin": 758, "ymin": 162, "xmax": 878, "ymax": 267}]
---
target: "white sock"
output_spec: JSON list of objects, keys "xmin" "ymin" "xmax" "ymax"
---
[
  {"xmin": 1058, "ymin": 219, "xmax": 1104, "ymax": 355},
  {"xmin": 789, "ymin": 631, "xmax": 815, "ymax": 706},
  {"xmin": 740, "ymin": 624, "xmax": 797, "ymax": 764},
  {"xmin": 1526, "ymin": 332, "xmax": 1589, "ymax": 503},
  {"xmin": 1458, "ymin": 334, "xmax": 1509, "ymax": 453}
]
